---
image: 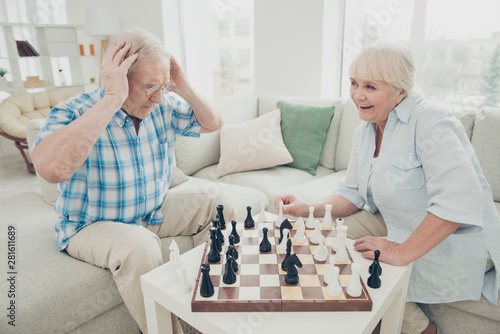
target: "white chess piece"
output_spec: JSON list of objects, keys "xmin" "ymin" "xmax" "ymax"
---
[
  {"xmin": 323, "ymin": 255, "xmax": 336, "ymax": 284},
  {"xmin": 322, "ymin": 204, "xmax": 334, "ymax": 228},
  {"xmin": 346, "ymin": 263, "xmax": 362, "ymax": 297},
  {"xmin": 275, "ymin": 200, "xmax": 284, "ymax": 227},
  {"xmin": 294, "ymin": 217, "xmax": 306, "ymax": 244},
  {"xmin": 326, "ymin": 266, "xmax": 342, "ymax": 297},
  {"xmin": 258, "ymin": 202, "xmax": 267, "ymax": 222},
  {"xmin": 165, "ymin": 250, "xmax": 180, "ymax": 285},
  {"xmin": 306, "ymin": 206, "xmax": 315, "ymax": 229},
  {"xmin": 279, "ymin": 228, "xmax": 289, "ymax": 253},
  {"xmin": 331, "ymin": 220, "xmax": 346, "ymax": 251},
  {"xmin": 309, "ymin": 220, "xmax": 321, "ymax": 244},
  {"xmin": 176, "ymin": 266, "xmax": 193, "ymax": 294},
  {"xmin": 335, "ymin": 225, "xmax": 349, "ymax": 263},
  {"xmin": 336, "ymin": 217, "xmax": 344, "ymax": 228},
  {"xmin": 313, "ymin": 235, "xmax": 327, "ymax": 262}
]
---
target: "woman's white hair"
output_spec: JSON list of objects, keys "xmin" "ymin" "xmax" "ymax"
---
[
  {"xmin": 109, "ymin": 29, "xmax": 171, "ymax": 74},
  {"xmin": 349, "ymin": 42, "xmax": 415, "ymax": 95}
]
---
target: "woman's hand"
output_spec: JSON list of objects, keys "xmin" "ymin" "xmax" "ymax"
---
[
  {"xmin": 274, "ymin": 194, "xmax": 310, "ymax": 217},
  {"xmin": 353, "ymin": 236, "xmax": 409, "ymax": 266},
  {"xmin": 101, "ymin": 41, "xmax": 138, "ymax": 106}
]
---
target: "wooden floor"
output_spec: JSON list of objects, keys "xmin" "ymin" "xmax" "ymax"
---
[{"xmin": 0, "ymin": 153, "xmax": 39, "ymax": 198}]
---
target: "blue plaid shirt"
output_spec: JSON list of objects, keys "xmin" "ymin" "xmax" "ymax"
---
[{"xmin": 34, "ymin": 88, "xmax": 200, "ymax": 250}]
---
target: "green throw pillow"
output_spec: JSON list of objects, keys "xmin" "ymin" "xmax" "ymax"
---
[{"xmin": 277, "ymin": 101, "xmax": 335, "ymax": 175}]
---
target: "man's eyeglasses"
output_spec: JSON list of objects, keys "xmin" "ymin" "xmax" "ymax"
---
[{"xmin": 131, "ymin": 73, "xmax": 175, "ymax": 97}]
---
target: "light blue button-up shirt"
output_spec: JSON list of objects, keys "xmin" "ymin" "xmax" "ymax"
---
[
  {"xmin": 34, "ymin": 88, "xmax": 200, "ymax": 251},
  {"xmin": 336, "ymin": 94, "xmax": 500, "ymax": 304}
]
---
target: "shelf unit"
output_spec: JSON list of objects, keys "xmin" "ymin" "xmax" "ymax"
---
[{"xmin": 0, "ymin": 22, "xmax": 96, "ymax": 94}]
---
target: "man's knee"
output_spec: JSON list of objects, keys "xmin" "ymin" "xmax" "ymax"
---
[{"xmin": 111, "ymin": 227, "xmax": 162, "ymax": 272}]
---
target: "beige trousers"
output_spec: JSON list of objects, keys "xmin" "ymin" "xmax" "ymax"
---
[
  {"xmin": 338, "ymin": 209, "xmax": 430, "ymax": 334},
  {"xmin": 66, "ymin": 189, "xmax": 234, "ymax": 334}
]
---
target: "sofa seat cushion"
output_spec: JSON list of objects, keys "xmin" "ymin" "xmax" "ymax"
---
[
  {"xmin": 0, "ymin": 191, "xmax": 192, "ymax": 333},
  {"xmin": 192, "ymin": 165, "xmax": 333, "ymax": 213},
  {"xmin": 170, "ymin": 176, "xmax": 269, "ymax": 221},
  {"xmin": 278, "ymin": 171, "xmax": 347, "ymax": 203}
]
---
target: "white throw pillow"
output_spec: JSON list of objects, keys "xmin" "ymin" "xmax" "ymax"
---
[{"xmin": 216, "ymin": 109, "xmax": 293, "ymax": 178}]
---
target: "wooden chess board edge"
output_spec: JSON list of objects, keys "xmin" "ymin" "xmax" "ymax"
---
[{"xmin": 192, "ymin": 300, "xmax": 283, "ymax": 313}]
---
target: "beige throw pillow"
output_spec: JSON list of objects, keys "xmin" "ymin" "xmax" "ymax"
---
[{"xmin": 216, "ymin": 109, "xmax": 293, "ymax": 178}]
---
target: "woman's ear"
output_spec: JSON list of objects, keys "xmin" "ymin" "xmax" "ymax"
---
[{"xmin": 396, "ymin": 88, "xmax": 407, "ymax": 104}]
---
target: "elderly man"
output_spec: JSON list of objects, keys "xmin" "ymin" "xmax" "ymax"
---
[{"xmin": 31, "ymin": 30, "xmax": 233, "ymax": 333}]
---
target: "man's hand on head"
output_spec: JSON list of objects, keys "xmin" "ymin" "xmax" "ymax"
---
[{"xmin": 101, "ymin": 41, "xmax": 139, "ymax": 108}]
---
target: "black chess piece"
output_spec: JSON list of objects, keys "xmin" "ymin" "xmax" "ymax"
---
[
  {"xmin": 223, "ymin": 255, "xmax": 237, "ymax": 284},
  {"xmin": 217, "ymin": 204, "xmax": 226, "ymax": 230},
  {"xmin": 244, "ymin": 206, "xmax": 255, "ymax": 228},
  {"xmin": 284, "ymin": 254, "xmax": 303, "ymax": 284},
  {"xmin": 281, "ymin": 238, "xmax": 292, "ymax": 271},
  {"xmin": 368, "ymin": 250, "xmax": 382, "ymax": 289},
  {"xmin": 228, "ymin": 234, "xmax": 239, "ymax": 260},
  {"xmin": 207, "ymin": 228, "xmax": 220, "ymax": 263},
  {"xmin": 279, "ymin": 219, "xmax": 293, "ymax": 244},
  {"xmin": 230, "ymin": 220, "xmax": 240, "ymax": 244},
  {"xmin": 226, "ymin": 245, "xmax": 238, "ymax": 272},
  {"xmin": 213, "ymin": 218, "xmax": 224, "ymax": 245},
  {"xmin": 200, "ymin": 264, "xmax": 214, "ymax": 298},
  {"xmin": 259, "ymin": 227, "xmax": 272, "ymax": 252},
  {"xmin": 369, "ymin": 249, "xmax": 382, "ymax": 276}
]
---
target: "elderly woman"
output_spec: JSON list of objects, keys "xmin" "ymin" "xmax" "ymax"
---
[{"xmin": 275, "ymin": 43, "xmax": 500, "ymax": 334}]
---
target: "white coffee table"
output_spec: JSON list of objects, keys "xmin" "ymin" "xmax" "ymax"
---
[{"xmin": 141, "ymin": 215, "xmax": 412, "ymax": 334}]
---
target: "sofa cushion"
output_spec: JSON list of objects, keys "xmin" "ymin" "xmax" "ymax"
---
[
  {"xmin": 193, "ymin": 164, "xmax": 333, "ymax": 213},
  {"xmin": 471, "ymin": 107, "xmax": 500, "ymax": 201},
  {"xmin": 0, "ymin": 191, "xmax": 192, "ymax": 334},
  {"xmin": 175, "ymin": 93, "xmax": 259, "ymax": 176},
  {"xmin": 258, "ymin": 95, "xmax": 344, "ymax": 170},
  {"xmin": 335, "ymin": 99, "xmax": 363, "ymax": 171},
  {"xmin": 278, "ymin": 101, "xmax": 335, "ymax": 175},
  {"xmin": 216, "ymin": 109, "xmax": 292, "ymax": 178},
  {"xmin": 452, "ymin": 109, "xmax": 476, "ymax": 141},
  {"xmin": 278, "ymin": 171, "xmax": 347, "ymax": 204}
]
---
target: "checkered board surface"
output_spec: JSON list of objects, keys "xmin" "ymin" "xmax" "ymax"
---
[{"xmin": 191, "ymin": 220, "xmax": 372, "ymax": 312}]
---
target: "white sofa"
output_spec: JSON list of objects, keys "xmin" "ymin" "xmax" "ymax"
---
[{"xmin": 0, "ymin": 92, "xmax": 498, "ymax": 334}]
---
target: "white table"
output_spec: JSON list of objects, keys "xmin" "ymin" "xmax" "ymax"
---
[{"xmin": 141, "ymin": 217, "xmax": 412, "ymax": 334}]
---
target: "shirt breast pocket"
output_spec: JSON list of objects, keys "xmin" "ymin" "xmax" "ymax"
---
[{"xmin": 387, "ymin": 154, "xmax": 425, "ymax": 190}]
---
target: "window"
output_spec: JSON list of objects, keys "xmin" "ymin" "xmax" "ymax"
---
[
  {"xmin": 341, "ymin": 0, "xmax": 500, "ymax": 110},
  {"xmin": 182, "ymin": 0, "xmax": 254, "ymax": 98}
]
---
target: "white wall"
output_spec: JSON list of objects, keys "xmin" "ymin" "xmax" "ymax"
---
[{"xmin": 254, "ymin": 0, "xmax": 343, "ymax": 98}]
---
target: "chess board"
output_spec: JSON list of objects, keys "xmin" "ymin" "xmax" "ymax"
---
[{"xmin": 191, "ymin": 220, "xmax": 372, "ymax": 312}]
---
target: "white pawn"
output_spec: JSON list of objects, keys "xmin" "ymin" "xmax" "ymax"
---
[
  {"xmin": 323, "ymin": 204, "xmax": 334, "ymax": 228},
  {"xmin": 309, "ymin": 220, "xmax": 321, "ymax": 244},
  {"xmin": 313, "ymin": 235, "xmax": 327, "ymax": 262},
  {"xmin": 336, "ymin": 225, "xmax": 349, "ymax": 263},
  {"xmin": 346, "ymin": 263, "xmax": 362, "ymax": 297},
  {"xmin": 306, "ymin": 206, "xmax": 315, "ymax": 229},
  {"xmin": 176, "ymin": 266, "xmax": 192, "ymax": 295},
  {"xmin": 323, "ymin": 255, "xmax": 336, "ymax": 284},
  {"xmin": 279, "ymin": 228, "xmax": 290, "ymax": 253},
  {"xmin": 275, "ymin": 200, "xmax": 284, "ymax": 227},
  {"xmin": 258, "ymin": 202, "xmax": 267, "ymax": 222},
  {"xmin": 294, "ymin": 217, "xmax": 306, "ymax": 243},
  {"xmin": 336, "ymin": 217, "xmax": 344, "ymax": 228},
  {"xmin": 326, "ymin": 266, "xmax": 342, "ymax": 297}
]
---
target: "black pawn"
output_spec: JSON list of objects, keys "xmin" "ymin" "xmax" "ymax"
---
[
  {"xmin": 200, "ymin": 264, "xmax": 214, "ymax": 298},
  {"xmin": 217, "ymin": 204, "xmax": 226, "ymax": 230},
  {"xmin": 244, "ymin": 206, "xmax": 255, "ymax": 228},
  {"xmin": 368, "ymin": 250, "xmax": 382, "ymax": 289},
  {"xmin": 230, "ymin": 220, "xmax": 240, "ymax": 244},
  {"xmin": 207, "ymin": 228, "xmax": 220, "ymax": 263},
  {"xmin": 279, "ymin": 219, "xmax": 293, "ymax": 244},
  {"xmin": 213, "ymin": 218, "xmax": 224, "ymax": 245},
  {"xmin": 223, "ymin": 255, "xmax": 237, "ymax": 284},
  {"xmin": 228, "ymin": 235, "xmax": 239, "ymax": 260},
  {"xmin": 259, "ymin": 227, "xmax": 272, "ymax": 252},
  {"xmin": 226, "ymin": 246, "xmax": 238, "ymax": 272},
  {"xmin": 369, "ymin": 249, "xmax": 382, "ymax": 276},
  {"xmin": 281, "ymin": 238, "xmax": 292, "ymax": 271}
]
